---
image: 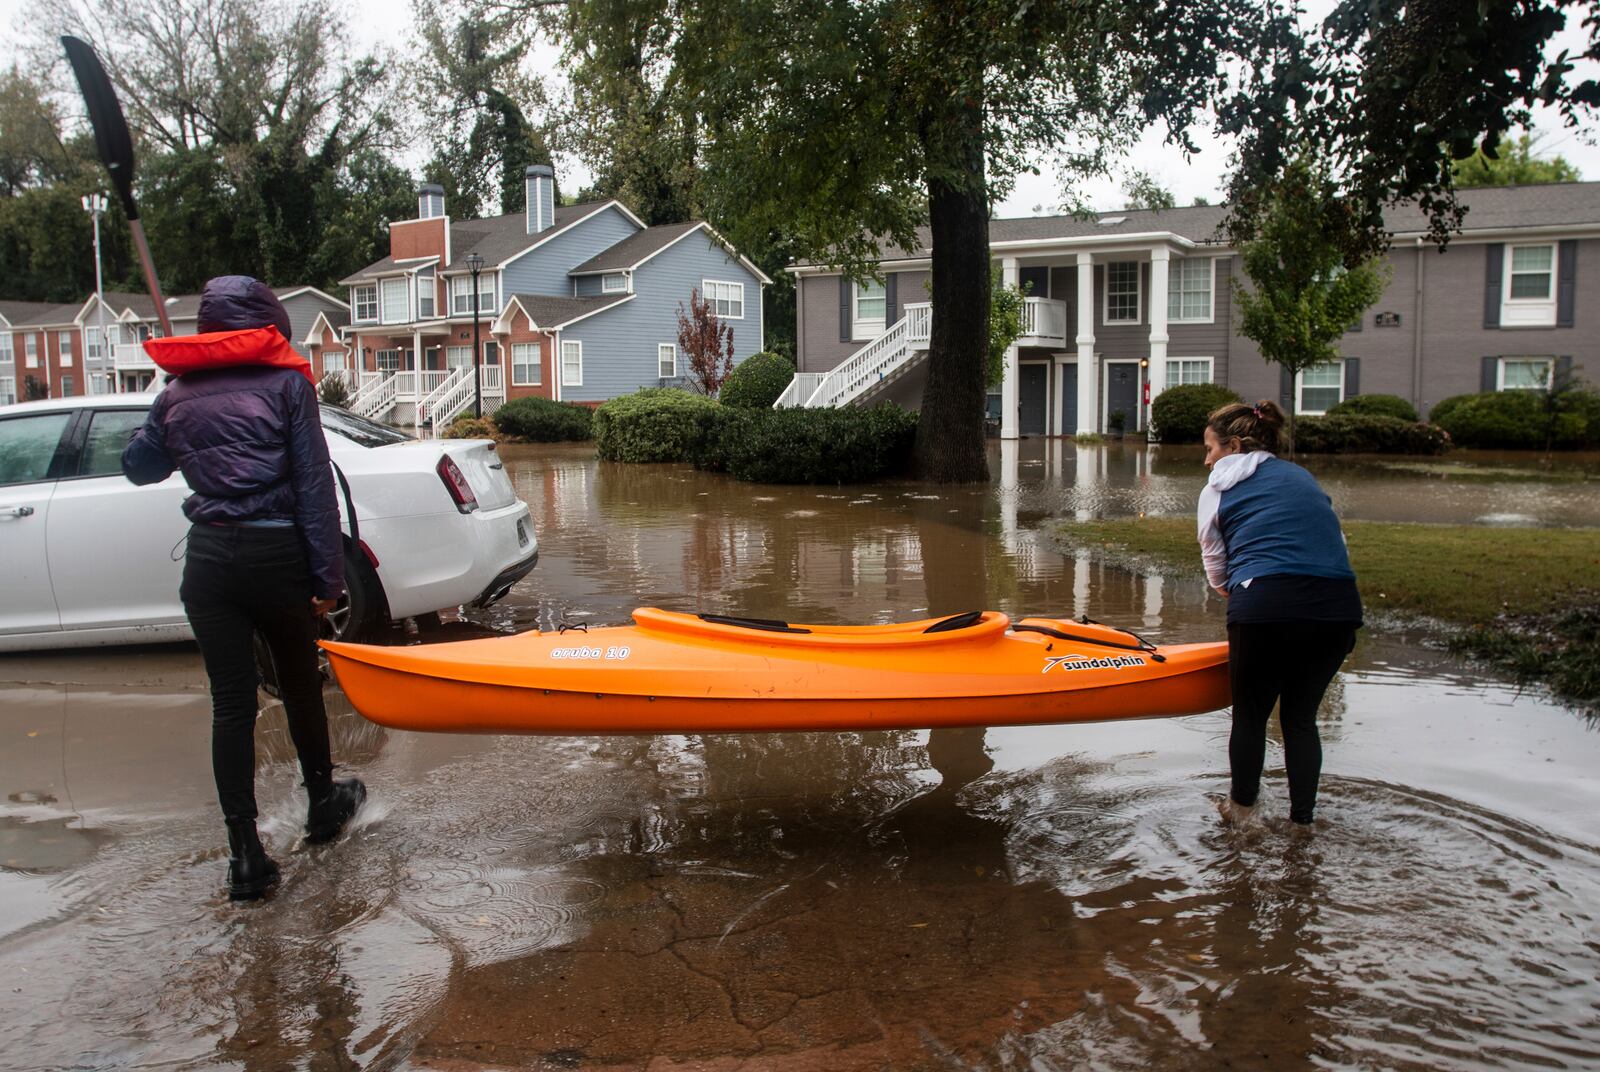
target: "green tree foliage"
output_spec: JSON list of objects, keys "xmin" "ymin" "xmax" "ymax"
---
[
  {"xmin": 412, "ymin": 5, "xmax": 559, "ymax": 219},
  {"xmin": 1122, "ymin": 169, "xmax": 1176, "ymax": 211},
  {"xmin": 1222, "ymin": 0, "xmax": 1600, "ymax": 258},
  {"xmin": 1452, "ymin": 132, "xmax": 1582, "ymax": 187},
  {"xmin": 1231, "ymin": 157, "xmax": 1389, "ymax": 447},
  {"xmin": 987, "ymin": 268, "xmax": 1026, "ymax": 390},
  {"xmin": 545, "ymin": 0, "xmax": 1282, "ymax": 482}
]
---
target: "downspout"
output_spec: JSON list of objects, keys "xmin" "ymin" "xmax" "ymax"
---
[
  {"xmin": 552, "ymin": 329, "xmax": 560, "ymax": 402},
  {"xmin": 1412, "ymin": 237, "xmax": 1424, "ymax": 412}
]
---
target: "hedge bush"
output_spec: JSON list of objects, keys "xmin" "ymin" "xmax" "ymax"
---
[
  {"xmin": 1430, "ymin": 389, "xmax": 1600, "ymax": 449},
  {"xmin": 317, "ymin": 376, "xmax": 351, "ymax": 407},
  {"xmin": 442, "ymin": 415, "xmax": 497, "ymax": 440},
  {"xmin": 1328, "ymin": 393, "xmax": 1419, "ymax": 422},
  {"xmin": 594, "ymin": 388, "xmax": 719, "ymax": 462},
  {"xmin": 1292, "ymin": 414, "xmax": 1451, "ymax": 454},
  {"xmin": 1151, "ymin": 383, "xmax": 1244, "ymax": 443},
  {"xmin": 492, "ymin": 395, "xmax": 594, "ymax": 441},
  {"xmin": 698, "ymin": 403, "xmax": 919, "ymax": 483},
  {"xmin": 718, "ymin": 351, "xmax": 795, "ymax": 409}
]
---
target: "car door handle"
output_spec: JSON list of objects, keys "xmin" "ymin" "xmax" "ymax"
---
[
  {"xmin": 3, "ymin": 506, "xmax": 35, "ymax": 518},
  {"xmin": 488, "ymin": 462, "xmax": 503, "ymax": 470}
]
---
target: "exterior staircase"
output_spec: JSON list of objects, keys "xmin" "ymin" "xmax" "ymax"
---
[{"xmin": 775, "ymin": 302, "xmax": 931, "ymax": 409}]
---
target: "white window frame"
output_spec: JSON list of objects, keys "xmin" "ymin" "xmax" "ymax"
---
[
  {"xmin": 1497, "ymin": 356, "xmax": 1554, "ymax": 391},
  {"xmin": 0, "ymin": 376, "xmax": 14, "ymax": 405},
  {"xmin": 375, "ymin": 348, "xmax": 402, "ymax": 373},
  {"xmin": 25, "ymin": 334, "xmax": 39, "ymax": 368},
  {"xmin": 561, "ymin": 340, "xmax": 583, "ymax": 387},
  {"xmin": 1295, "ymin": 360, "xmax": 1345, "ymax": 416},
  {"xmin": 58, "ymin": 331, "xmax": 73, "ymax": 366},
  {"xmin": 1104, "ymin": 261, "xmax": 1141, "ymax": 325},
  {"xmin": 445, "ymin": 345, "xmax": 472, "ymax": 369},
  {"xmin": 84, "ymin": 327, "xmax": 102, "ymax": 360},
  {"xmin": 1167, "ymin": 258, "xmax": 1214, "ymax": 324},
  {"xmin": 1501, "ymin": 243, "xmax": 1558, "ymax": 327},
  {"xmin": 702, "ymin": 279, "xmax": 745, "ymax": 320},
  {"xmin": 321, "ymin": 350, "xmax": 347, "ymax": 373},
  {"xmin": 602, "ymin": 273, "xmax": 627, "ymax": 294},
  {"xmin": 0, "ymin": 333, "xmax": 13, "ymax": 365},
  {"xmin": 379, "ymin": 278, "xmax": 408, "ymax": 324},
  {"xmin": 416, "ymin": 275, "xmax": 436, "ymax": 320},
  {"xmin": 1164, "ymin": 357, "xmax": 1214, "ymax": 388},
  {"xmin": 451, "ymin": 273, "xmax": 497, "ymax": 316},
  {"xmin": 512, "ymin": 342, "xmax": 542, "ymax": 386},
  {"xmin": 658, "ymin": 343, "xmax": 676, "ymax": 379},
  {"xmin": 852, "ymin": 279, "xmax": 885, "ymax": 340},
  {"xmin": 352, "ymin": 285, "xmax": 378, "ymax": 322}
]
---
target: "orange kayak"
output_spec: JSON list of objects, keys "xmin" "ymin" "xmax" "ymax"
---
[{"xmin": 321, "ymin": 608, "xmax": 1231, "ymax": 735}]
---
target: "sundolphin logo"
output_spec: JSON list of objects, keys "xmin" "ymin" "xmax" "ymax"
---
[{"xmin": 1043, "ymin": 653, "xmax": 1148, "ymax": 673}]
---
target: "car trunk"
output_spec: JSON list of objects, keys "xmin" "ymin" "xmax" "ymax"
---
[{"xmin": 440, "ymin": 441, "xmax": 518, "ymax": 511}]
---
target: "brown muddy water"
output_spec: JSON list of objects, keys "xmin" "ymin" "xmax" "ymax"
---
[{"xmin": 2, "ymin": 440, "xmax": 1598, "ymax": 1071}]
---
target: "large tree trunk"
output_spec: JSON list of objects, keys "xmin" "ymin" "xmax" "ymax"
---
[{"xmin": 914, "ymin": 129, "xmax": 991, "ymax": 483}]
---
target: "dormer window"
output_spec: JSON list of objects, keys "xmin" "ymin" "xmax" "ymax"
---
[
  {"xmin": 602, "ymin": 273, "xmax": 627, "ymax": 293},
  {"xmin": 352, "ymin": 285, "xmax": 377, "ymax": 322}
]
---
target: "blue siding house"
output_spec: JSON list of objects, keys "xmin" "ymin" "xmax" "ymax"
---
[{"xmin": 338, "ymin": 165, "xmax": 770, "ymax": 426}]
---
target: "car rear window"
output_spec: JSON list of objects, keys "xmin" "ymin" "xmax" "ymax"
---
[{"xmin": 319, "ymin": 405, "xmax": 412, "ymax": 448}]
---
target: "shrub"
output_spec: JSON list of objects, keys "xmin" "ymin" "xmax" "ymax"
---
[
  {"xmin": 1328, "ymin": 393, "xmax": 1419, "ymax": 422},
  {"xmin": 492, "ymin": 395, "xmax": 593, "ymax": 441},
  {"xmin": 318, "ymin": 376, "xmax": 351, "ymax": 407},
  {"xmin": 442, "ymin": 415, "xmax": 497, "ymax": 440},
  {"xmin": 718, "ymin": 351, "xmax": 795, "ymax": 408},
  {"xmin": 594, "ymin": 388, "xmax": 720, "ymax": 462},
  {"xmin": 698, "ymin": 403, "xmax": 919, "ymax": 484},
  {"xmin": 1431, "ymin": 389, "xmax": 1600, "ymax": 450},
  {"xmin": 1292, "ymin": 414, "xmax": 1451, "ymax": 454},
  {"xmin": 1151, "ymin": 383, "xmax": 1244, "ymax": 443},
  {"xmin": 1426, "ymin": 393, "xmax": 1473, "ymax": 427}
]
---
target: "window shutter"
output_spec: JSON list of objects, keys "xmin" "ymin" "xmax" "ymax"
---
[
  {"xmin": 839, "ymin": 275, "xmax": 851, "ymax": 342},
  {"xmin": 1343, "ymin": 357, "xmax": 1360, "ymax": 398},
  {"xmin": 1484, "ymin": 244, "xmax": 1504, "ymax": 328},
  {"xmin": 1557, "ymin": 240, "xmax": 1577, "ymax": 328},
  {"xmin": 1481, "ymin": 356, "xmax": 1498, "ymax": 393},
  {"xmin": 1279, "ymin": 366, "xmax": 1293, "ymax": 411},
  {"xmin": 885, "ymin": 273, "xmax": 898, "ymax": 325},
  {"xmin": 1556, "ymin": 354, "xmax": 1573, "ymax": 388}
]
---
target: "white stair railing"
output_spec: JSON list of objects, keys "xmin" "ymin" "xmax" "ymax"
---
[
  {"xmin": 416, "ymin": 367, "xmax": 469, "ymax": 428},
  {"xmin": 420, "ymin": 367, "xmax": 486, "ymax": 429},
  {"xmin": 773, "ymin": 372, "xmax": 829, "ymax": 408},
  {"xmin": 351, "ymin": 372, "xmax": 398, "ymax": 419},
  {"xmin": 802, "ymin": 301, "xmax": 932, "ymax": 408}
]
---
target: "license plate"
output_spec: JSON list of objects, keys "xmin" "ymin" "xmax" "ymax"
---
[{"xmin": 516, "ymin": 519, "xmax": 529, "ymax": 547}]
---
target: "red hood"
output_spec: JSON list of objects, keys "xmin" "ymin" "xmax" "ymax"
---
[{"xmin": 143, "ymin": 327, "xmax": 316, "ymax": 385}]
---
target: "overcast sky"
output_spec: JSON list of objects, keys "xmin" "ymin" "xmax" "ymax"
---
[{"xmin": 4, "ymin": 0, "xmax": 1596, "ymax": 218}]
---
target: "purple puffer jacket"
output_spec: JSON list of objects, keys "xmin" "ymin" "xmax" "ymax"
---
[{"xmin": 122, "ymin": 363, "xmax": 346, "ymax": 600}]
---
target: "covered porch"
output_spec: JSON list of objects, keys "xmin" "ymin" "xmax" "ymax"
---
[{"xmin": 339, "ymin": 327, "xmax": 506, "ymax": 427}]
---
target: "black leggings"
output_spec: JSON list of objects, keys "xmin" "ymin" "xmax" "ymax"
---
[
  {"xmin": 181, "ymin": 525, "xmax": 334, "ymax": 823},
  {"xmin": 1227, "ymin": 620, "xmax": 1358, "ymax": 824}
]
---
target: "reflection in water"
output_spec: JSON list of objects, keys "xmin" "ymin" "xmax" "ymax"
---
[{"xmin": 1, "ymin": 442, "xmax": 1598, "ymax": 1071}]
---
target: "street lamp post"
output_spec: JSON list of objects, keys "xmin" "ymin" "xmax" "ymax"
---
[
  {"xmin": 82, "ymin": 192, "xmax": 109, "ymax": 393},
  {"xmin": 465, "ymin": 252, "xmax": 484, "ymax": 418}
]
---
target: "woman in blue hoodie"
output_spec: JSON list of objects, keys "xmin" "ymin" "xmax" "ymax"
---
[
  {"xmin": 1197, "ymin": 399, "xmax": 1361, "ymax": 828},
  {"xmin": 123, "ymin": 277, "xmax": 366, "ymax": 901}
]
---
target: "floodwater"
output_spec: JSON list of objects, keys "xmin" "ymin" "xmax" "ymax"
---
[{"xmin": 2, "ymin": 440, "xmax": 1598, "ymax": 1071}]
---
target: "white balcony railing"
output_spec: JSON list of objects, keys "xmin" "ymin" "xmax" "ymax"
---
[
  {"xmin": 906, "ymin": 301, "xmax": 932, "ymax": 344},
  {"xmin": 112, "ymin": 342, "xmax": 155, "ymax": 369},
  {"xmin": 1018, "ymin": 297, "xmax": 1068, "ymax": 342}
]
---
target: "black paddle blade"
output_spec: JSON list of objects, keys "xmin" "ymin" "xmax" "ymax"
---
[{"xmin": 61, "ymin": 35, "xmax": 138, "ymax": 220}]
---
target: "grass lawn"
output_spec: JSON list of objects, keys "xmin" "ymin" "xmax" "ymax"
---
[
  {"xmin": 1054, "ymin": 517, "xmax": 1600, "ymax": 624},
  {"xmin": 1054, "ymin": 517, "xmax": 1600, "ymax": 706}
]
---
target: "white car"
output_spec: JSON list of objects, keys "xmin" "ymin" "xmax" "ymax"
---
[{"xmin": 0, "ymin": 393, "xmax": 538, "ymax": 651}]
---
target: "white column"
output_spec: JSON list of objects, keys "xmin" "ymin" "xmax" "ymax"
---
[
  {"xmin": 999, "ymin": 437, "xmax": 1019, "ymax": 552},
  {"xmin": 1147, "ymin": 247, "xmax": 1170, "ymax": 439},
  {"xmin": 1075, "ymin": 253, "xmax": 1097, "ymax": 435},
  {"xmin": 1000, "ymin": 256, "xmax": 1020, "ymax": 440}
]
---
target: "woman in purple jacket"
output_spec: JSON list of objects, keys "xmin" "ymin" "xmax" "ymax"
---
[
  {"xmin": 1197, "ymin": 400, "xmax": 1362, "ymax": 829},
  {"xmin": 123, "ymin": 276, "xmax": 366, "ymax": 901}
]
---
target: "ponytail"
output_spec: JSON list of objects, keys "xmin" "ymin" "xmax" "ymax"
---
[{"xmin": 1206, "ymin": 399, "xmax": 1287, "ymax": 455}]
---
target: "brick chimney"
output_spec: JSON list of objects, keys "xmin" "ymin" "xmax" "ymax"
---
[
  {"xmin": 525, "ymin": 165, "xmax": 554, "ymax": 235},
  {"xmin": 391, "ymin": 182, "xmax": 450, "ymax": 263}
]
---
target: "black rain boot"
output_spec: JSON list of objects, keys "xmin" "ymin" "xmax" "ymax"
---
[
  {"xmin": 305, "ymin": 778, "xmax": 367, "ymax": 844},
  {"xmin": 226, "ymin": 820, "xmax": 281, "ymax": 902}
]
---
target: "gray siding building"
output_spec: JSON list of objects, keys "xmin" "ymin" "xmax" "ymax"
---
[{"xmin": 789, "ymin": 183, "xmax": 1600, "ymax": 437}]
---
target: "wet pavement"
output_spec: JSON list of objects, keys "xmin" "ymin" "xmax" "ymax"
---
[{"xmin": 2, "ymin": 440, "xmax": 1598, "ymax": 1070}]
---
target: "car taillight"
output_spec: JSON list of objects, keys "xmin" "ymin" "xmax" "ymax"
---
[{"xmin": 436, "ymin": 454, "xmax": 479, "ymax": 513}]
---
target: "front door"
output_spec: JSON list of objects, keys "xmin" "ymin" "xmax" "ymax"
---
[
  {"xmin": 0, "ymin": 410, "xmax": 74, "ymax": 636},
  {"xmin": 1059, "ymin": 362, "xmax": 1078, "ymax": 433},
  {"xmin": 1106, "ymin": 362, "xmax": 1140, "ymax": 434},
  {"xmin": 1019, "ymin": 364, "xmax": 1048, "ymax": 435}
]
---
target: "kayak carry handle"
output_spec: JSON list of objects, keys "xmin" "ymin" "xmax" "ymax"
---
[
  {"xmin": 1013, "ymin": 622, "xmax": 1167, "ymax": 662},
  {"xmin": 923, "ymin": 610, "xmax": 985, "ymax": 633},
  {"xmin": 698, "ymin": 614, "xmax": 813, "ymax": 634}
]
